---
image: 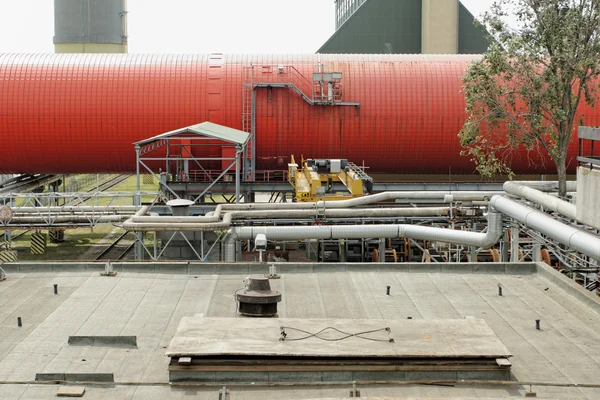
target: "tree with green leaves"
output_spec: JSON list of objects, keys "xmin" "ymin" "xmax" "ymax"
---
[{"xmin": 459, "ymin": 0, "xmax": 600, "ymax": 196}]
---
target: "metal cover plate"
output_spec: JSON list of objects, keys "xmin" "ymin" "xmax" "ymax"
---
[{"xmin": 579, "ymin": 127, "xmax": 600, "ymax": 141}]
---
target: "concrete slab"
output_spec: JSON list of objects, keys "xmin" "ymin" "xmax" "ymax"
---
[{"xmin": 2, "ymin": 263, "xmax": 600, "ymax": 398}]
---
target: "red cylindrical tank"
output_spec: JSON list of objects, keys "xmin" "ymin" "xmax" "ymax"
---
[{"xmin": 0, "ymin": 53, "xmax": 593, "ymax": 174}]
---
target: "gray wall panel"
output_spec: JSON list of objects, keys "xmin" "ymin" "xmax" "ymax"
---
[{"xmin": 54, "ymin": 0, "xmax": 126, "ymax": 44}]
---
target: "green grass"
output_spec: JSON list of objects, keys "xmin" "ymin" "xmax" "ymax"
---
[
  {"xmin": 3, "ymin": 175, "xmax": 161, "ymax": 261},
  {"xmin": 82, "ymin": 175, "xmax": 160, "ymax": 206},
  {"xmin": 11, "ymin": 226, "xmax": 116, "ymax": 261},
  {"xmin": 9, "ymin": 226, "xmax": 155, "ymax": 261}
]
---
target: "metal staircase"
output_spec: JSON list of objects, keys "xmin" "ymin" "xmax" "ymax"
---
[{"xmin": 241, "ymin": 64, "xmax": 360, "ymax": 181}]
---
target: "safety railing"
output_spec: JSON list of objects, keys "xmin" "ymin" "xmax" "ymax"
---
[{"xmin": 184, "ymin": 170, "xmax": 288, "ymax": 183}]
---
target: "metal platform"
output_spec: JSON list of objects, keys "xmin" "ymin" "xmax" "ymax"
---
[{"xmin": 166, "ymin": 180, "xmax": 505, "ymax": 195}]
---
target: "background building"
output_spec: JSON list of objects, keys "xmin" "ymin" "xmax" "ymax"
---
[
  {"xmin": 320, "ymin": 0, "xmax": 488, "ymax": 54},
  {"xmin": 54, "ymin": 0, "xmax": 128, "ymax": 53}
]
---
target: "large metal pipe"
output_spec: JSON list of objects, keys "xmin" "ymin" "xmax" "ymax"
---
[
  {"xmin": 121, "ymin": 207, "xmax": 451, "ymax": 232},
  {"xmin": 129, "ymin": 191, "xmax": 497, "ymax": 225},
  {"xmin": 490, "ymin": 196, "xmax": 600, "ymax": 261},
  {"xmin": 223, "ymin": 210, "xmax": 503, "ymax": 262},
  {"xmin": 503, "ymin": 181, "xmax": 577, "ymax": 220},
  {"xmin": 11, "ymin": 206, "xmax": 141, "ymax": 213},
  {"xmin": 5, "ymin": 216, "xmax": 130, "ymax": 223},
  {"xmin": 0, "ymin": 54, "xmax": 586, "ymax": 175}
]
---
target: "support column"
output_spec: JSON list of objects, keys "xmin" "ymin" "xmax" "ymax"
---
[
  {"xmin": 183, "ymin": 159, "xmax": 189, "ymax": 181},
  {"xmin": 236, "ymin": 145, "xmax": 241, "ymax": 204},
  {"xmin": 135, "ymin": 145, "xmax": 143, "ymax": 261},
  {"xmin": 532, "ymin": 241, "xmax": 542, "ymax": 262},
  {"xmin": 469, "ymin": 222, "xmax": 477, "ymax": 262},
  {"xmin": 379, "ymin": 238, "xmax": 386, "ymax": 263},
  {"xmin": 305, "ymin": 240, "xmax": 311, "ymax": 261},
  {"xmin": 510, "ymin": 226, "xmax": 520, "ymax": 262},
  {"xmin": 422, "ymin": 0, "xmax": 458, "ymax": 54},
  {"xmin": 251, "ymin": 90, "xmax": 257, "ymax": 181},
  {"xmin": 153, "ymin": 232, "xmax": 158, "ymax": 261},
  {"xmin": 135, "ymin": 145, "xmax": 141, "ymax": 207},
  {"xmin": 501, "ymin": 230, "xmax": 509, "ymax": 262}
]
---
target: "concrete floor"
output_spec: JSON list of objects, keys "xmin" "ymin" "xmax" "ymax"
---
[{"xmin": 1, "ymin": 262, "xmax": 600, "ymax": 399}]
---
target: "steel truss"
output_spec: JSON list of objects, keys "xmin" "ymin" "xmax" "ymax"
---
[{"xmin": 0, "ymin": 191, "xmax": 160, "ymax": 229}]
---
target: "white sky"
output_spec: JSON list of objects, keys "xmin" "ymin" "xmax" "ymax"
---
[{"xmin": 0, "ymin": 0, "xmax": 494, "ymax": 54}]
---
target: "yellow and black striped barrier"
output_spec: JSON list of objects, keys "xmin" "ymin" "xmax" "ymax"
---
[
  {"xmin": 49, "ymin": 229, "xmax": 65, "ymax": 243},
  {"xmin": 31, "ymin": 231, "xmax": 47, "ymax": 255},
  {"xmin": 0, "ymin": 245, "xmax": 17, "ymax": 262}
]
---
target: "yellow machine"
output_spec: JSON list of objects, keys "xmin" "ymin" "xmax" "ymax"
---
[{"xmin": 288, "ymin": 155, "xmax": 373, "ymax": 202}]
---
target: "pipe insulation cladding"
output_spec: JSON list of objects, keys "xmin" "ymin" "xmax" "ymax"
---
[
  {"xmin": 223, "ymin": 210, "xmax": 503, "ymax": 262},
  {"xmin": 0, "ymin": 53, "xmax": 596, "ymax": 175}
]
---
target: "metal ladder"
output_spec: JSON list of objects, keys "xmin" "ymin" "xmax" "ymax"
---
[
  {"xmin": 347, "ymin": 162, "xmax": 374, "ymax": 183},
  {"xmin": 242, "ymin": 66, "xmax": 255, "ymax": 180}
]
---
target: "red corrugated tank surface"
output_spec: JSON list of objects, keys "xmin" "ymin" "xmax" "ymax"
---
[{"xmin": 0, "ymin": 53, "xmax": 591, "ymax": 174}]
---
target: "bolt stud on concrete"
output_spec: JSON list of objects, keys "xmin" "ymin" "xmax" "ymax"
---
[
  {"xmin": 386, "ymin": 286, "xmax": 391, "ymax": 295},
  {"xmin": 536, "ymin": 319, "xmax": 541, "ymax": 330},
  {"xmin": 17, "ymin": 317, "xmax": 22, "ymax": 327},
  {"xmin": 53, "ymin": 284, "xmax": 58, "ymax": 295}
]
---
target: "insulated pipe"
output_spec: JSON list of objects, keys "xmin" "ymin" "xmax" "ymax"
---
[
  {"xmin": 130, "ymin": 191, "xmax": 499, "ymax": 224},
  {"xmin": 222, "ymin": 210, "xmax": 503, "ymax": 262},
  {"xmin": 121, "ymin": 207, "xmax": 452, "ymax": 232},
  {"xmin": 134, "ymin": 206, "xmax": 149, "ymax": 217},
  {"xmin": 503, "ymin": 181, "xmax": 577, "ymax": 220},
  {"xmin": 6, "ymin": 216, "xmax": 130, "ymax": 223},
  {"xmin": 12, "ymin": 212, "xmax": 136, "ymax": 217},
  {"xmin": 10, "ymin": 206, "xmax": 141, "ymax": 213},
  {"xmin": 490, "ymin": 196, "xmax": 600, "ymax": 261},
  {"xmin": 506, "ymin": 181, "xmax": 577, "ymax": 192}
]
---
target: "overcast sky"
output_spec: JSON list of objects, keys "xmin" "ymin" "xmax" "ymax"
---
[{"xmin": 0, "ymin": 0, "xmax": 494, "ymax": 54}]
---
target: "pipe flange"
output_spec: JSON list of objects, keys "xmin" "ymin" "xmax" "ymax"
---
[{"xmin": 0, "ymin": 205, "xmax": 12, "ymax": 222}]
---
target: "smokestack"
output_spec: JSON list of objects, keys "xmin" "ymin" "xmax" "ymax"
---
[
  {"xmin": 54, "ymin": 0, "xmax": 128, "ymax": 53},
  {"xmin": 421, "ymin": 0, "xmax": 459, "ymax": 54}
]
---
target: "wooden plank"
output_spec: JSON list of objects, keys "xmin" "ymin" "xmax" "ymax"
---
[
  {"xmin": 166, "ymin": 317, "xmax": 512, "ymax": 359},
  {"xmin": 496, "ymin": 358, "xmax": 512, "ymax": 367},
  {"xmin": 56, "ymin": 386, "xmax": 86, "ymax": 397},
  {"xmin": 168, "ymin": 364, "xmax": 506, "ymax": 372},
  {"xmin": 178, "ymin": 357, "xmax": 192, "ymax": 365}
]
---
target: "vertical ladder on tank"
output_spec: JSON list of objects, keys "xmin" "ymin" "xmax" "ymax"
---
[{"xmin": 242, "ymin": 65, "xmax": 255, "ymax": 181}]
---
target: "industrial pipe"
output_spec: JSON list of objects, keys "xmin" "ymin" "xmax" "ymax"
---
[
  {"xmin": 121, "ymin": 207, "xmax": 452, "ymax": 232},
  {"xmin": 222, "ymin": 210, "xmax": 502, "ymax": 262},
  {"xmin": 9, "ymin": 206, "xmax": 141, "ymax": 213},
  {"xmin": 5, "ymin": 216, "xmax": 130, "ymax": 224},
  {"xmin": 503, "ymin": 181, "xmax": 577, "ymax": 220},
  {"xmin": 489, "ymin": 196, "xmax": 600, "ymax": 261},
  {"xmin": 129, "ymin": 191, "xmax": 498, "ymax": 225}
]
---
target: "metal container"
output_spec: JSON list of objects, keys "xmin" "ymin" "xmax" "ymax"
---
[{"xmin": 166, "ymin": 199, "xmax": 195, "ymax": 216}]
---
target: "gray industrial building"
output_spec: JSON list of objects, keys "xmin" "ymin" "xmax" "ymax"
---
[
  {"xmin": 53, "ymin": 0, "xmax": 128, "ymax": 53},
  {"xmin": 320, "ymin": 0, "xmax": 489, "ymax": 54}
]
